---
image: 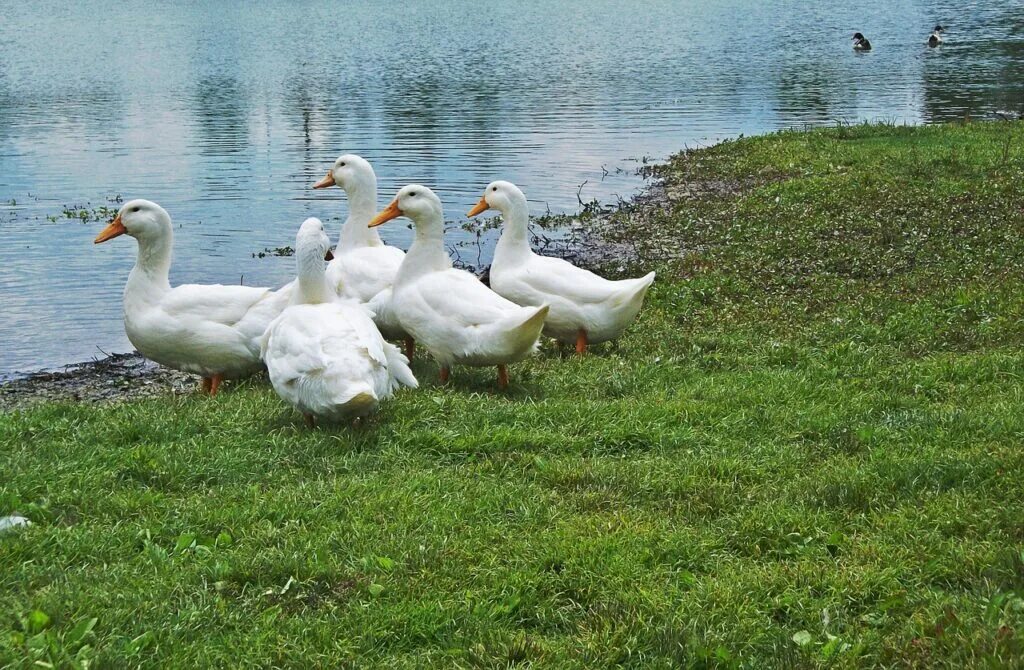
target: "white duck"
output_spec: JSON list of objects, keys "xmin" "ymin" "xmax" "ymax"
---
[
  {"xmin": 260, "ymin": 217, "xmax": 417, "ymax": 426},
  {"xmin": 369, "ymin": 185, "xmax": 549, "ymax": 389},
  {"xmin": 468, "ymin": 181, "xmax": 655, "ymax": 354},
  {"xmin": 313, "ymin": 154, "xmax": 413, "ymax": 358},
  {"xmin": 94, "ymin": 200, "xmax": 291, "ymax": 395}
]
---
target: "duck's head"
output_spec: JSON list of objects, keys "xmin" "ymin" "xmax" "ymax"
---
[
  {"xmin": 94, "ymin": 199, "xmax": 170, "ymax": 244},
  {"xmin": 313, "ymin": 154, "xmax": 376, "ymax": 194},
  {"xmin": 933, "ymin": 25, "xmax": 945, "ymax": 33},
  {"xmin": 369, "ymin": 184, "xmax": 443, "ymax": 228},
  {"xmin": 852, "ymin": 32, "xmax": 866, "ymax": 42},
  {"xmin": 467, "ymin": 180, "xmax": 527, "ymax": 217},
  {"xmin": 296, "ymin": 217, "xmax": 334, "ymax": 263}
]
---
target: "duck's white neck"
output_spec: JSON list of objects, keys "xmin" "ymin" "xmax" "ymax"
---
[
  {"xmin": 293, "ymin": 250, "xmax": 335, "ymax": 305},
  {"xmin": 339, "ymin": 183, "xmax": 384, "ymax": 250},
  {"xmin": 125, "ymin": 229, "xmax": 173, "ymax": 308},
  {"xmin": 396, "ymin": 214, "xmax": 451, "ymax": 284},
  {"xmin": 493, "ymin": 196, "xmax": 533, "ymax": 265}
]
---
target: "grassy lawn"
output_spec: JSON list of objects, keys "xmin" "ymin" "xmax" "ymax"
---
[{"xmin": 3, "ymin": 121, "xmax": 1024, "ymax": 668}]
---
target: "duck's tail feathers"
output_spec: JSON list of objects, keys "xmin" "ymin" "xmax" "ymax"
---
[
  {"xmin": 496, "ymin": 303, "xmax": 549, "ymax": 355},
  {"xmin": 335, "ymin": 387, "xmax": 379, "ymax": 414},
  {"xmin": 503, "ymin": 303, "xmax": 549, "ymax": 334},
  {"xmin": 609, "ymin": 271, "xmax": 656, "ymax": 308},
  {"xmin": 382, "ymin": 341, "xmax": 419, "ymax": 390},
  {"xmin": 522, "ymin": 303, "xmax": 551, "ymax": 335}
]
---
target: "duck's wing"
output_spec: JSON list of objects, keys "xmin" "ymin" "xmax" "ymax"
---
[
  {"xmin": 415, "ymin": 269, "xmax": 522, "ymax": 326},
  {"xmin": 337, "ymin": 302, "xmax": 390, "ymax": 367},
  {"xmin": 161, "ymin": 283, "xmax": 275, "ymax": 327},
  {"xmin": 267, "ymin": 304, "xmax": 416, "ymax": 403},
  {"xmin": 263, "ymin": 308, "xmax": 334, "ymax": 402},
  {"xmin": 265, "ymin": 305, "xmax": 360, "ymax": 380},
  {"xmin": 515, "ymin": 255, "xmax": 643, "ymax": 306}
]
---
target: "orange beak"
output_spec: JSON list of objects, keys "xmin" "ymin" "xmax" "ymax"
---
[
  {"xmin": 369, "ymin": 199, "xmax": 402, "ymax": 228},
  {"xmin": 467, "ymin": 195, "xmax": 490, "ymax": 217},
  {"xmin": 313, "ymin": 171, "xmax": 335, "ymax": 189},
  {"xmin": 324, "ymin": 249, "xmax": 335, "ymax": 261},
  {"xmin": 94, "ymin": 215, "xmax": 126, "ymax": 244}
]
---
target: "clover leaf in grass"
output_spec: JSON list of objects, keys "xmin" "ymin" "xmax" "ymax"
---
[{"xmin": 792, "ymin": 630, "xmax": 813, "ymax": 647}]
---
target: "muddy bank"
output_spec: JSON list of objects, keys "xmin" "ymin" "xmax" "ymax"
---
[{"xmin": 0, "ymin": 353, "xmax": 198, "ymax": 410}]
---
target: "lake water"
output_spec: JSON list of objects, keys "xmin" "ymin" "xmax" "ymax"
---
[{"xmin": 1, "ymin": 0, "xmax": 1022, "ymax": 376}]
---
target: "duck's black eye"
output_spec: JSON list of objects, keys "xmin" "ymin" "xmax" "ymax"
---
[
  {"xmin": 132, "ymin": 207, "xmax": 140, "ymax": 212},
  {"xmin": 340, "ymin": 162, "xmax": 346, "ymax": 167},
  {"xmin": 409, "ymin": 191, "xmax": 417, "ymax": 197},
  {"xmin": 492, "ymin": 186, "xmax": 498, "ymax": 192}
]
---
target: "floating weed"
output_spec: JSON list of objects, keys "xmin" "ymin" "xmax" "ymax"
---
[{"xmin": 252, "ymin": 245, "xmax": 295, "ymax": 258}]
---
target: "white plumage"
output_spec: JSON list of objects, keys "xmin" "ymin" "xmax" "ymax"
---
[
  {"xmin": 260, "ymin": 218, "xmax": 417, "ymax": 423},
  {"xmin": 469, "ymin": 181, "xmax": 654, "ymax": 352},
  {"xmin": 392, "ymin": 268, "xmax": 550, "ymax": 368},
  {"xmin": 314, "ymin": 154, "xmax": 410, "ymax": 343},
  {"xmin": 94, "ymin": 199, "xmax": 292, "ymax": 394},
  {"xmin": 369, "ymin": 185, "xmax": 548, "ymax": 387}
]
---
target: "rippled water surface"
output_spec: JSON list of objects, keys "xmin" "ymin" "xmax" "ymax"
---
[{"xmin": 1, "ymin": 0, "xmax": 1022, "ymax": 375}]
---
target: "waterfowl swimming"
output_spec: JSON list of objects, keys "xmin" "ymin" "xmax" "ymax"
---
[
  {"xmin": 468, "ymin": 181, "xmax": 655, "ymax": 354},
  {"xmin": 93, "ymin": 199, "xmax": 291, "ymax": 395},
  {"xmin": 369, "ymin": 185, "xmax": 549, "ymax": 389},
  {"xmin": 928, "ymin": 25, "xmax": 945, "ymax": 47},
  {"xmin": 261, "ymin": 217, "xmax": 417, "ymax": 426},
  {"xmin": 852, "ymin": 32, "xmax": 872, "ymax": 51},
  {"xmin": 313, "ymin": 154, "xmax": 413, "ymax": 358}
]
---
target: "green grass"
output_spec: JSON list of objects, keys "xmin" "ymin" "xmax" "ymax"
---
[{"xmin": 4, "ymin": 121, "xmax": 1024, "ymax": 668}]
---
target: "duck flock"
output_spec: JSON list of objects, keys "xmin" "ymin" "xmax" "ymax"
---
[
  {"xmin": 93, "ymin": 156, "xmax": 655, "ymax": 426},
  {"xmin": 852, "ymin": 25, "xmax": 946, "ymax": 51},
  {"xmin": 93, "ymin": 23, "xmax": 954, "ymax": 425}
]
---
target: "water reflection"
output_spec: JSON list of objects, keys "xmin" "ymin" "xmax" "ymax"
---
[
  {"xmin": 1, "ymin": 0, "xmax": 1022, "ymax": 375},
  {"xmin": 920, "ymin": 4, "xmax": 1024, "ymax": 121},
  {"xmin": 193, "ymin": 76, "xmax": 250, "ymax": 156}
]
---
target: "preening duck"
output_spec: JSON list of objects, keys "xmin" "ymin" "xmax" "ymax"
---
[
  {"xmin": 313, "ymin": 154, "xmax": 414, "ymax": 358},
  {"xmin": 369, "ymin": 185, "xmax": 548, "ymax": 389},
  {"xmin": 852, "ymin": 32, "xmax": 872, "ymax": 51},
  {"xmin": 93, "ymin": 200, "xmax": 291, "ymax": 395},
  {"xmin": 468, "ymin": 181, "xmax": 655, "ymax": 354},
  {"xmin": 260, "ymin": 217, "xmax": 417, "ymax": 426},
  {"xmin": 928, "ymin": 25, "xmax": 945, "ymax": 47}
]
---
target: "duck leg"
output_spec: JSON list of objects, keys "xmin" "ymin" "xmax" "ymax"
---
[
  {"xmin": 201, "ymin": 377, "xmax": 212, "ymax": 394},
  {"xmin": 575, "ymin": 329, "xmax": 589, "ymax": 355},
  {"xmin": 303, "ymin": 413, "xmax": 316, "ymax": 429},
  {"xmin": 439, "ymin": 366, "xmax": 450, "ymax": 384},
  {"xmin": 208, "ymin": 373, "xmax": 224, "ymax": 397},
  {"xmin": 497, "ymin": 364, "xmax": 509, "ymax": 390},
  {"xmin": 404, "ymin": 337, "xmax": 415, "ymax": 361}
]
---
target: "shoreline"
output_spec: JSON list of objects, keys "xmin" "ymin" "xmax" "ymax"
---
[
  {"xmin": 0, "ymin": 352, "xmax": 200, "ymax": 409},
  {"xmin": 0, "ymin": 170, "xmax": 674, "ymax": 410},
  {"xmin": 8, "ymin": 118, "xmax": 1011, "ymax": 410}
]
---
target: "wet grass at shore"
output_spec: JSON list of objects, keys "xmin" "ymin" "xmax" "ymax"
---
[{"xmin": 2, "ymin": 122, "xmax": 1024, "ymax": 667}]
